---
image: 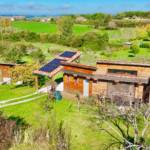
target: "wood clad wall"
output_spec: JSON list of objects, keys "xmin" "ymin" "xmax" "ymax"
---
[
  {"xmin": 0, "ymin": 65, "xmax": 11, "ymax": 77},
  {"xmin": 135, "ymin": 85, "xmax": 144, "ymax": 100},
  {"xmin": 63, "ymin": 74, "xmax": 92, "ymax": 95},
  {"xmin": 64, "ymin": 74, "xmax": 84, "ymax": 94},
  {"xmin": 96, "ymin": 64, "xmax": 150, "ymax": 78},
  {"xmin": 64, "ymin": 66, "xmax": 94, "ymax": 74},
  {"xmin": 92, "ymin": 81, "xmax": 107, "ymax": 96}
]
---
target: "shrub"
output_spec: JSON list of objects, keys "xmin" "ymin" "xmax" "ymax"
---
[
  {"xmin": 27, "ymin": 43, "xmax": 34, "ymax": 49},
  {"xmin": 0, "ymin": 111, "xmax": 16, "ymax": 150},
  {"xmin": 47, "ymin": 34, "xmax": 59, "ymax": 43},
  {"xmin": 47, "ymin": 48, "xmax": 50, "ymax": 53},
  {"xmin": 123, "ymin": 46, "xmax": 130, "ymax": 50},
  {"xmin": 100, "ymin": 51, "xmax": 106, "ymax": 55},
  {"xmin": 140, "ymin": 42, "xmax": 150, "ymax": 48},
  {"xmin": 130, "ymin": 44, "xmax": 140, "ymax": 56},
  {"xmin": 30, "ymin": 48, "xmax": 46, "ymax": 63}
]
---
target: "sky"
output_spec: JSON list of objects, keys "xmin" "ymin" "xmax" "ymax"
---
[{"xmin": 0, "ymin": 0, "xmax": 150, "ymax": 16}]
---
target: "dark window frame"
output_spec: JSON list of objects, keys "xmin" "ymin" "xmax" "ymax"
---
[{"xmin": 107, "ymin": 69, "xmax": 137, "ymax": 76}]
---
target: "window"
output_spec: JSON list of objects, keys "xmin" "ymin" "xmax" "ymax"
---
[
  {"xmin": 75, "ymin": 78, "xmax": 78, "ymax": 85},
  {"xmin": 108, "ymin": 69, "xmax": 137, "ymax": 76},
  {"xmin": 67, "ymin": 76, "xmax": 70, "ymax": 83}
]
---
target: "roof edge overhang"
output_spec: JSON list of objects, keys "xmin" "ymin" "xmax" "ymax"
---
[
  {"xmin": 0, "ymin": 62, "xmax": 20, "ymax": 66},
  {"xmin": 61, "ymin": 62, "xmax": 97, "ymax": 70},
  {"xmin": 96, "ymin": 60, "xmax": 150, "ymax": 67},
  {"xmin": 62, "ymin": 69, "xmax": 149, "ymax": 84}
]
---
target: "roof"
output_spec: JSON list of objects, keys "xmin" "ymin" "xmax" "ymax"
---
[
  {"xmin": 75, "ymin": 17, "xmax": 86, "ymax": 20},
  {"xmin": 34, "ymin": 50, "xmax": 82, "ymax": 77},
  {"xmin": 61, "ymin": 62, "xmax": 97, "ymax": 70},
  {"xmin": 96, "ymin": 60, "xmax": 150, "ymax": 67},
  {"xmin": 0, "ymin": 62, "xmax": 18, "ymax": 66},
  {"xmin": 62, "ymin": 69, "xmax": 149, "ymax": 84}
]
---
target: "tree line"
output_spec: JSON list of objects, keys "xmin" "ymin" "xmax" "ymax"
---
[{"xmin": 114, "ymin": 11, "xmax": 150, "ymax": 19}]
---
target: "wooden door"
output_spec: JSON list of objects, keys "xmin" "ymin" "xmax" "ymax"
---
[
  {"xmin": 83, "ymin": 79, "xmax": 89, "ymax": 96},
  {"xmin": 0, "ymin": 69, "xmax": 3, "ymax": 82},
  {"xmin": 107, "ymin": 82, "xmax": 135, "ymax": 106}
]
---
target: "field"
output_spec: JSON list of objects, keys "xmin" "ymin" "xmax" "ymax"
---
[{"xmin": 12, "ymin": 21, "xmax": 94, "ymax": 34}]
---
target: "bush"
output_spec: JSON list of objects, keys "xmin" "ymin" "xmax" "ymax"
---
[
  {"xmin": 100, "ymin": 51, "xmax": 106, "ymax": 55},
  {"xmin": 0, "ymin": 111, "xmax": 16, "ymax": 150},
  {"xmin": 27, "ymin": 43, "xmax": 35, "ymax": 49},
  {"xmin": 123, "ymin": 46, "xmax": 130, "ymax": 50},
  {"xmin": 130, "ymin": 44, "xmax": 140, "ymax": 56},
  {"xmin": 140, "ymin": 42, "xmax": 150, "ymax": 48}
]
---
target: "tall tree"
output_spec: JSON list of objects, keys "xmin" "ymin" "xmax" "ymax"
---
[
  {"xmin": 10, "ymin": 63, "xmax": 40, "ymax": 87},
  {"xmin": 0, "ymin": 18, "xmax": 12, "ymax": 44},
  {"xmin": 30, "ymin": 48, "xmax": 46, "ymax": 63},
  {"xmin": 104, "ymin": 14, "xmax": 112, "ymax": 23},
  {"xmin": 57, "ymin": 16, "xmax": 74, "ymax": 39}
]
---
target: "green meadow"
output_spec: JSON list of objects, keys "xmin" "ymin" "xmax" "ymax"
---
[{"xmin": 12, "ymin": 21, "xmax": 93, "ymax": 34}]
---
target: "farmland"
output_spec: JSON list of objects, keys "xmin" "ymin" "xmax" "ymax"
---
[{"xmin": 12, "ymin": 21, "xmax": 94, "ymax": 34}]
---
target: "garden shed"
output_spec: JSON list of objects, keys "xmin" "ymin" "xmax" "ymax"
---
[{"xmin": 0, "ymin": 62, "xmax": 16, "ymax": 83}]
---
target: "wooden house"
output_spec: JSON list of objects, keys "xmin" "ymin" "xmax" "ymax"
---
[
  {"xmin": 0, "ymin": 62, "xmax": 16, "ymax": 82},
  {"xmin": 61, "ymin": 60, "xmax": 150, "ymax": 105}
]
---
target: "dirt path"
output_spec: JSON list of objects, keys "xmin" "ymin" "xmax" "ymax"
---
[{"xmin": 0, "ymin": 94, "xmax": 46, "ymax": 108}]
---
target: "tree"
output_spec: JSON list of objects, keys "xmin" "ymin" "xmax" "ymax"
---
[
  {"xmin": 130, "ymin": 44, "xmax": 140, "ymax": 56},
  {"xmin": 108, "ymin": 21, "xmax": 116, "ymax": 28},
  {"xmin": 57, "ymin": 16, "xmax": 74, "ymax": 39},
  {"xmin": 10, "ymin": 63, "xmax": 40, "ymax": 87},
  {"xmin": 90, "ymin": 102, "xmax": 150, "ymax": 149},
  {"xmin": 41, "ymin": 79, "xmax": 57, "ymax": 113},
  {"xmin": 94, "ymin": 20, "xmax": 100, "ymax": 29},
  {"xmin": 5, "ymin": 47, "xmax": 24, "ymax": 63},
  {"xmin": 104, "ymin": 14, "xmax": 112, "ymax": 23},
  {"xmin": 30, "ymin": 48, "xmax": 46, "ymax": 63},
  {"xmin": 0, "ymin": 18, "xmax": 12, "ymax": 44}
]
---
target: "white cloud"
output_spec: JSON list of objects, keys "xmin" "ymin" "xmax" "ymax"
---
[
  {"xmin": 0, "ymin": 2, "xmax": 13, "ymax": 7},
  {"xmin": 120, "ymin": 3, "xmax": 134, "ymax": 7},
  {"xmin": 61, "ymin": 4, "xmax": 70, "ymax": 9},
  {"xmin": 18, "ymin": 2, "xmax": 53, "ymax": 10}
]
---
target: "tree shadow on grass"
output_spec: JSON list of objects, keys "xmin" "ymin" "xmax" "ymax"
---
[
  {"xmin": 7, "ymin": 116, "xmax": 30, "ymax": 130},
  {"xmin": 128, "ymin": 55, "xmax": 134, "ymax": 57},
  {"xmin": 55, "ymin": 77, "xmax": 63, "ymax": 84},
  {"xmin": 10, "ymin": 84, "xmax": 31, "ymax": 90},
  {"xmin": 17, "ymin": 60, "xmax": 26, "ymax": 64}
]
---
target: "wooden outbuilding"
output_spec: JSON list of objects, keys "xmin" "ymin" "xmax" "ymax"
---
[{"xmin": 0, "ymin": 62, "xmax": 16, "ymax": 82}]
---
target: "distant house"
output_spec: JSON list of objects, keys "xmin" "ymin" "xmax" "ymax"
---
[
  {"xmin": 10, "ymin": 16, "xmax": 25, "ymax": 21},
  {"xmin": 75, "ymin": 16, "xmax": 87, "ymax": 22},
  {"xmin": 41, "ymin": 18, "xmax": 51, "ymax": 22},
  {"xmin": 124, "ymin": 17, "xmax": 130, "ymax": 20},
  {"xmin": 123, "ymin": 42, "xmax": 133, "ymax": 48},
  {"xmin": 11, "ymin": 17, "xmax": 15, "ymax": 21}
]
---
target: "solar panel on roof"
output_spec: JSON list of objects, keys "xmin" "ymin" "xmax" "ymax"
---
[
  {"xmin": 39, "ymin": 58, "xmax": 66, "ymax": 73},
  {"xmin": 59, "ymin": 51, "xmax": 77, "ymax": 58}
]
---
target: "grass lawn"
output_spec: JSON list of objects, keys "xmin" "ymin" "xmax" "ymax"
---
[
  {"xmin": 13, "ymin": 21, "xmax": 94, "ymax": 34},
  {"xmin": 0, "ymin": 85, "xmax": 36, "ymax": 101},
  {"xmin": 1, "ymin": 98, "xmax": 124, "ymax": 150}
]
